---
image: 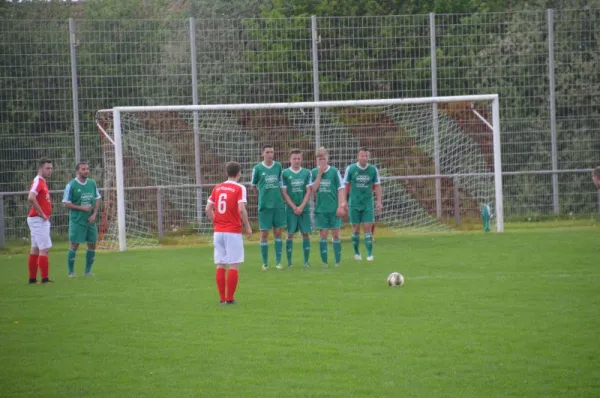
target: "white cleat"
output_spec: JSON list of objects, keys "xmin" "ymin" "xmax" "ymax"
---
[
  {"xmin": 335, "ymin": 263, "xmax": 340, "ymax": 268},
  {"xmin": 68, "ymin": 272, "xmax": 76, "ymax": 279},
  {"xmin": 84, "ymin": 272, "xmax": 95, "ymax": 277},
  {"xmin": 261, "ymin": 264, "xmax": 268, "ymax": 271},
  {"xmin": 366, "ymin": 256, "xmax": 374, "ymax": 262},
  {"xmin": 353, "ymin": 254, "xmax": 362, "ymax": 261},
  {"xmin": 275, "ymin": 264, "xmax": 284, "ymax": 270}
]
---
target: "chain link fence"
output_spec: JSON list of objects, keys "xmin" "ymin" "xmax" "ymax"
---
[{"xmin": 1, "ymin": 10, "xmax": 599, "ymax": 245}]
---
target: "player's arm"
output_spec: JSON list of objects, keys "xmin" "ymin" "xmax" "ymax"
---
[
  {"xmin": 373, "ymin": 168, "xmax": 383, "ymax": 212},
  {"xmin": 343, "ymin": 165, "xmax": 352, "ymax": 200},
  {"xmin": 238, "ymin": 186, "xmax": 252, "ymax": 237},
  {"xmin": 88, "ymin": 186, "xmax": 102, "ymax": 224},
  {"xmin": 238, "ymin": 202, "xmax": 252, "ymax": 238},
  {"xmin": 298, "ymin": 185, "xmax": 312, "ymax": 212},
  {"xmin": 281, "ymin": 187, "xmax": 297, "ymax": 211},
  {"xmin": 205, "ymin": 200, "xmax": 215, "ymax": 223},
  {"xmin": 336, "ymin": 170, "xmax": 348, "ymax": 216},
  {"xmin": 250, "ymin": 166, "xmax": 259, "ymax": 193},
  {"xmin": 28, "ymin": 190, "xmax": 48, "ymax": 220},
  {"xmin": 310, "ymin": 169, "xmax": 324, "ymax": 193}
]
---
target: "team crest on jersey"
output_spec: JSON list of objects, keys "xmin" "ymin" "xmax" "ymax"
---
[{"xmin": 265, "ymin": 175, "xmax": 279, "ymax": 184}]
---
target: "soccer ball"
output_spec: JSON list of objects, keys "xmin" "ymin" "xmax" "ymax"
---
[{"xmin": 387, "ymin": 272, "xmax": 404, "ymax": 287}]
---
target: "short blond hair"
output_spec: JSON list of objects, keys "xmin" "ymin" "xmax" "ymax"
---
[
  {"xmin": 594, "ymin": 166, "xmax": 600, "ymax": 178},
  {"xmin": 315, "ymin": 146, "xmax": 328, "ymax": 159}
]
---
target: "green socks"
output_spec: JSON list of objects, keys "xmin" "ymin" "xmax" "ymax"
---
[
  {"xmin": 319, "ymin": 239, "xmax": 328, "ymax": 264},
  {"xmin": 286, "ymin": 239, "xmax": 293, "ymax": 266},
  {"xmin": 85, "ymin": 249, "xmax": 95, "ymax": 273},
  {"xmin": 333, "ymin": 240, "xmax": 342, "ymax": 264},
  {"xmin": 274, "ymin": 238, "xmax": 283, "ymax": 265},
  {"xmin": 302, "ymin": 238, "xmax": 310, "ymax": 265},
  {"xmin": 352, "ymin": 233, "xmax": 360, "ymax": 255},
  {"xmin": 365, "ymin": 233, "xmax": 373, "ymax": 257},
  {"xmin": 260, "ymin": 241, "xmax": 269, "ymax": 265},
  {"xmin": 67, "ymin": 248, "xmax": 76, "ymax": 274}
]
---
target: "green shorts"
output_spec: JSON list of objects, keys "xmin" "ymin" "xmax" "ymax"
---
[
  {"xmin": 69, "ymin": 223, "xmax": 98, "ymax": 244},
  {"xmin": 349, "ymin": 206, "xmax": 374, "ymax": 224},
  {"xmin": 315, "ymin": 212, "xmax": 342, "ymax": 230},
  {"xmin": 258, "ymin": 208, "xmax": 287, "ymax": 231},
  {"xmin": 286, "ymin": 208, "xmax": 312, "ymax": 235}
]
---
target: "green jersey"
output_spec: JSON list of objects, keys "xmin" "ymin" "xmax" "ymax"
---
[
  {"xmin": 62, "ymin": 178, "xmax": 101, "ymax": 226},
  {"xmin": 251, "ymin": 161, "xmax": 285, "ymax": 210},
  {"xmin": 310, "ymin": 166, "xmax": 344, "ymax": 213},
  {"xmin": 281, "ymin": 167, "xmax": 311, "ymax": 212},
  {"xmin": 344, "ymin": 163, "xmax": 380, "ymax": 210}
]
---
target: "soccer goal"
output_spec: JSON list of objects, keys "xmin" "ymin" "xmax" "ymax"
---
[{"xmin": 96, "ymin": 95, "xmax": 503, "ymax": 251}]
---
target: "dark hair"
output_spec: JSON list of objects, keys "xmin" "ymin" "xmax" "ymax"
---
[
  {"xmin": 594, "ymin": 166, "xmax": 600, "ymax": 178},
  {"xmin": 38, "ymin": 157, "xmax": 52, "ymax": 168},
  {"xmin": 226, "ymin": 162, "xmax": 241, "ymax": 177},
  {"xmin": 289, "ymin": 148, "xmax": 302, "ymax": 156},
  {"xmin": 262, "ymin": 144, "xmax": 274, "ymax": 151},
  {"xmin": 76, "ymin": 161, "xmax": 89, "ymax": 171},
  {"xmin": 358, "ymin": 147, "xmax": 369, "ymax": 153}
]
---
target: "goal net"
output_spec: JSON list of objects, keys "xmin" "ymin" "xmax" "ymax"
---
[{"xmin": 96, "ymin": 96, "xmax": 503, "ymax": 251}]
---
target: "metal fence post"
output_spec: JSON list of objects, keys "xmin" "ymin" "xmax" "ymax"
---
[
  {"xmin": 69, "ymin": 18, "xmax": 81, "ymax": 164},
  {"xmin": 157, "ymin": 187, "xmax": 164, "ymax": 238},
  {"xmin": 453, "ymin": 182, "xmax": 461, "ymax": 227},
  {"xmin": 0, "ymin": 194, "xmax": 5, "ymax": 249},
  {"xmin": 311, "ymin": 15, "xmax": 321, "ymax": 149},
  {"xmin": 430, "ymin": 12, "xmax": 442, "ymax": 219},
  {"xmin": 190, "ymin": 17, "xmax": 203, "ymax": 229},
  {"xmin": 547, "ymin": 9, "xmax": 559, "ymax": 215}
]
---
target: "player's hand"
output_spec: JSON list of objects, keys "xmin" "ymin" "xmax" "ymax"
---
[
  {"xmin": 294, "ymin": 206, "xmax": 303, "ymax": 215},
  {"xmin": 81, "ymin": 204, "xmax": 92, "ymax": 212},
  {"xmin": 88, "ymin": 212, "xmax": 97, "ymax": 225},
  {"xmin": 336, "ymin": 206, "xmax": 346, "ymax": 217},
  {"xmin": 42, "ymin": 213, "xmax": 50, "ymax": 222},
  {"xmin": 245, "ymin": 226, "xmax": 252, "ymax": 239},
  {"xmin": 376, "ymin": 201, "xmax": 383, "ymax": 213}
]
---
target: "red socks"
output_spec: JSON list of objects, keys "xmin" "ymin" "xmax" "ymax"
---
[
  {"xmin": 216, "ymin": 268, "xmax": 226, "ymax": 302},
  {"xmin": 226, "ymin": 269, "xmax": 239, "ymax": 302},
  {"xmin": 38, "ymin": 256, "xmax": 49, "ymax": 280},
  {"xmin": 28, "ymin": 254, "xmax": 39, "ymax": 279}
]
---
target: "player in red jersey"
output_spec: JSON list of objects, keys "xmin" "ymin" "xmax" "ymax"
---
[
  {"xmin": 27, "ymin": 158, "xmax": 54, "ymax": 284},
  {"xmin": 205, "ymin": 162, "xmax": 252, "ymax": 304}
]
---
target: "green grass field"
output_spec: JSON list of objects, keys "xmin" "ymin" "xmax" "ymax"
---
[{"xmin": 1, "ymin": 226, "xmax": 599, "ymax": 397}]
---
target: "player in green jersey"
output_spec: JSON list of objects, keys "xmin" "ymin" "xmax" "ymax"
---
[
  {"xmin": 344, "ymin": 148, "xmax": 382, "ymax": 261},
  {"xmin": 309, "ymin": 147, "xmax": 347, "ymax": 267},
  {"xmin": 251, "ymin": 145, "xmax": 286, "ymax": 270},
  {"xmin": 280, "ymin": 149, "xmax": 312, "ymax": 267},
  {"xmin": 62, "ymin": 161, "xmax": 101, "ymax": 278}
]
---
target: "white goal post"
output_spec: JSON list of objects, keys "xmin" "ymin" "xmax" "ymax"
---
[{"xmin": 96, "ymin": 95, "xmax": 503, "ymax": 251}]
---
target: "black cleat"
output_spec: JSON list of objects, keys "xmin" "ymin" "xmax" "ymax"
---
[
  {"xmin": 28, "ymin": 278, "xmax": 39, "ymax": 285},
  {"xmin": 225, "ymin": 300, "xmax": 236, "ymax": 305},
  {"xmin": 41, "ymin": 278, "xmax": 54, "ymax": 284}
]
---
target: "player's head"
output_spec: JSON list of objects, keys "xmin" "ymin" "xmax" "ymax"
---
[
  {"xmin": 75, "ymin": 161, "xmax": 90, "ymax": 179},
  {"xmin": 315, "ymin": 147, "xmax": 329, "ymax": 166},
  {"xmin": 38, "ymin": 157, "xmax": 53, "ymax": 179},
  {"xmin": 289, "ymin": 148, "xmax": 303, "ymax": 169},
  {"xmin": 226, "ymin": 161, "xmax": 241, "ymax": 181},
  {"xmin": 262, "ymin": 144, "xmax": 274, "ymax": 163},
  {"xmin": 593, "ymin": 166, "xmax": 600, "ymax": 189},
  {"xmin": 357, "ymin": 147, "xmax": 369, "ymax": 166}
]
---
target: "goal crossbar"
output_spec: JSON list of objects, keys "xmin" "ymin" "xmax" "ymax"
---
[{"xmin": 113, "ymin": 95, "xmax": 499, "ymax": 113}]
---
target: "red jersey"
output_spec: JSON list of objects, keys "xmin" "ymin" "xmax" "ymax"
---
[
  {"xmin": 208, "ymin": 181, "xmax": 247, "ymax": 233},
  {"xmin": 28, "ymin": 175, "xmax": 52, "ymax": 218}
]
